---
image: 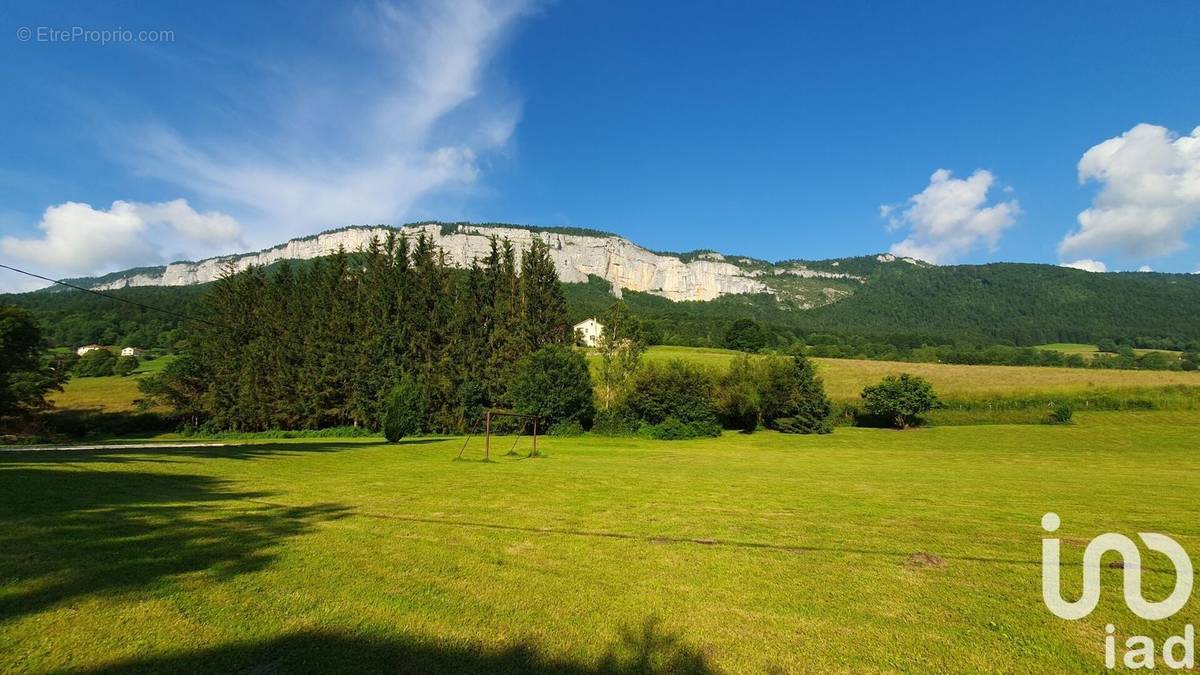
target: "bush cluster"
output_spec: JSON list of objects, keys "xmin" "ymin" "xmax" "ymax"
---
[{"xmin": 592, "ymin": 353, "xmax": 835, "ymax": 440}]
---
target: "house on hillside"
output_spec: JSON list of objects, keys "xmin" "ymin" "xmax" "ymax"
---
[
  {"xmin": 573, "ymin": 318, "xmax": 605, "ymax": 348},
  {"xmin": 120, "ymin": 347, "xmax": 145, "ymax": 357},
  {"xmin": 76, "ymin": 344, "xmax": 104, "ymax": 356}
]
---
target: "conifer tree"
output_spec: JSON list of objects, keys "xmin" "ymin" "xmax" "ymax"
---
[
  {"xmin": 520, "ymin": 238, "xmax": 571, "ymax": 350},
  {"xmin": 170, "ymin": 230, "xmax": 573, "ymax": 432},
  {"xmin": 485, "ymin": 238, "xmax": 524, "ymax": 406}
]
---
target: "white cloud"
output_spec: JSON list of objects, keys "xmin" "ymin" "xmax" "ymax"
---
[
  {"xmin": 1137, "ymin": 265, "xmax": 1153, "ymax": 272},
  {"xmin": 0, "ymin": 0, "xmax": 532, "ymax": 292},
  {"xmin": 1059, "ymin": 123, "xmax": 1200, "ymax": 259},
  {"xmin": 884, "ymin": 169, "xmax": 1019, "ymax": 264},
  {"xmin": 1062, "ymin": 259, "xmax": 1108, "ymax": 273},
  {"xmin": 1, "ymin": 199, "xmax": 241, "ymax": 280},
  {"xmin": 133, "ymin": 199, "xmax": 240, "ymax": 243},
  {"xmin": 125, "ymin": 0, "xmax": 533, "ymax": 248}
]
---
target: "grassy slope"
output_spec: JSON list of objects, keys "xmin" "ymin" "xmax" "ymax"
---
[
  {"xmin": 48, "ymin": 356, "xmax": 174, "ymax": 412},
  {"xmin": 2, "ymin": 412, "xmax": 1198, "ymax": 672}
]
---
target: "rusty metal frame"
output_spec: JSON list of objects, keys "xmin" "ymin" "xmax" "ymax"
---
[{"xmin": 457, "ymin": 409, "xmax": 541, "ymax": 461}]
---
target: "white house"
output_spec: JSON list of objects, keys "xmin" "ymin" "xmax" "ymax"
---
[
  {"xmin": 120, "ymin": 347, "xmax": 145, "ymax": 357},
  {"xmin": 76, "ymin": 344, "xmax": 104, "ymax": 356},
  {"xmin": 573, "ymin": 318, "xmax": 605, "ymax": 348}
]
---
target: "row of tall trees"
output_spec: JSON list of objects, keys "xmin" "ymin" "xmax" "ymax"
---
[{"xmin": 148, "ymin": 233, "xmax": 572, "ymax": 433}]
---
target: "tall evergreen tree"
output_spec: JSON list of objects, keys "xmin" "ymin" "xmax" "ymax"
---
[
  {"xmin": 520, "ymin": 238, "xmax": 571, "ymax": 350},
  {"xmin": 485, "ymin": 238, "xmax": 524, "ymax": 406}
]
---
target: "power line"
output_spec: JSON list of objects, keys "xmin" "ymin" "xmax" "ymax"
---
[{"xmin": 0, "ymin": 262, "xmax": 223, "ymax": 328}]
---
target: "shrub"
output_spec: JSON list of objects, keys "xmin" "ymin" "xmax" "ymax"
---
[
  {"xmin": 638, "ymin": 417, "xmax": 721, "ymax": 440},
  {"xmin": 113, "ymin": 355, "xmax": 140, "ymax": 377},
  {"xmin": 508, "ymin": 345, "xmax": 595, "ymax": 428},
  {"xmin": 716, "ymin": 356, "xmax": 761, "ymax": 432},
  {"xmin": 383, "ymin": 376, "xmax": 426, "ymax": 442},
  {"xmin": 761, "ymin": 355, "xmax": 832, "ymax": 434},
  {"xmin": 41, "ymin": 409, "xmax": 175, "ymax": 439},
  {"xmin": 74, "ymin": 349, "xmax": 117, "ymax": 377},
  {"xmin": 1182, "ymin": 360, "xmax": 1198, "ymax": 372},
  {"xmin": 1044, "ymin": 403, "xmax": 1073, "ymax": 425},
  {"xmin": 723, "ymin": 318, "xmax": 767, "ymax": 353},
  {"xmin": 625, "ymin": 360, "xmax": 718, "ymax": 428},
  {"xmin": 861, "ymin": 374, "xmax": 940, "ymax": 429},
  {"xmin": 547, "ymin": 420, "xmax": 584, "ymax": 436},
  {"xmin": 716, "ymin": 355, "xmax": 833, "ymax": 434},
  {"xmin": 591, "ymin": 408, "xmax": 639, "ymax": 436}
]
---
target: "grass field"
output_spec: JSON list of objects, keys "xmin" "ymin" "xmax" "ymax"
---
[
  {"xmin": 1036, "ymin": 343, "xmax": 1102, "ymax": 357},
  {"xmin": 51, "ymin": 348, "xmax": 1200, "ymax": 417},
  {"xmin": 2, "ymin": 411, "xmax": 1198, "ymax": 672},
  {"xmin": 48, "ymin": 357, "xmax": 173, "ymax": 413},
  {"xmin": 1036, "ymin": 343, "xmax": 1183, "ymax": 359},
  {"xmin": 808, "ymin": 357, "xmax": 1200, "ymax": 401},
  {"xmin": 589, "ymin": 346, "xmax": 1200, "ymax": 401}
]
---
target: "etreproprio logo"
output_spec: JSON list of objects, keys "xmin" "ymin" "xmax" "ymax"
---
[{"xmin": 1042, "ymin": 513, "xmax": 1195, "ymax": 670}]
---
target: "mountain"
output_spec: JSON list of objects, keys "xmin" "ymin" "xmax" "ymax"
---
[
  {"xmin": 796, "ymin": 262, "xmax": 1200, "ymax": 346},
  {"xmin": 7, "ymin": 221, "xmax": 1200, "ymax": 351},
  {"xmin": 56, "ymin": 222, "xmax": 924, "ymax": 307}
]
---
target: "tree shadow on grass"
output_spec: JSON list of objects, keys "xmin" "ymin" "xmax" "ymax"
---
[
  {"xmin": 0, "ymin": 438, "xmax": 442, "ymax": 464},
  {"xmin": 0, "ymin": 467, "xmax": 349, "ymax": 623},
  {"xmin": 79, "ymin": 616, "xmax": 713, "ymax": 674}
]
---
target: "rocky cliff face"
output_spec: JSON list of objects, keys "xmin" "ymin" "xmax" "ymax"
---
[{"xmin": 92, "ymin": 223, "xmax": 771, "ymax": 302}]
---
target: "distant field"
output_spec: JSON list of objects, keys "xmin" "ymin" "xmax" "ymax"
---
[
  {"xmin": 48, "ymin": 356, "xmax": 174, "ymax": 412},
  {"xmin": 1035, "ymin": 342, "xmax": 1100, "ymax": 357},
  {"xmin": 810, "ymin": 357, "xmax": 1199, "ymax": 400},
  {"xmin": 588, "ymin": 345, "xmax": 1200, "ymax": 401},
  {"xmin": 1035, "ymin": 342, "xmax": 1182, "ymax": 359},
  {"xmin": 3, "ymin": 411, "xmax": 1198, "ymax": 672}
]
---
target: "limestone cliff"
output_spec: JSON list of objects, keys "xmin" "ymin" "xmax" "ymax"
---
[{"xmin": 91, "ymin": 223, "xmax": 772, "ymax": 302}]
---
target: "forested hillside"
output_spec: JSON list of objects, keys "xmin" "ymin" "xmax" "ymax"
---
[
  {"xmin": 2, "ymin": 285, "xmax": 208, "ymax": 349},
  {"xmin": 6, "ymin": 257, "xmax": 1200, "ymax": 353},
  {"xmin": 794, "ymin": 263, "xmax": 1200, "ymax": 346}
]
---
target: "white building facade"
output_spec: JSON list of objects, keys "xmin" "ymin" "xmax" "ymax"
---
[{"xmin": 573, "ymin": 318, "xmax": 605, "ymax": 348}]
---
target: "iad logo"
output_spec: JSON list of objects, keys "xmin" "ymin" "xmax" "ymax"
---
[
  {"xmin": 1042, "ymin": 513, "xmax": 1196, "ymax": 670},
  {"xmin": 1041, "ymin": 512, "xmax": 1193, "ymax": 621}
]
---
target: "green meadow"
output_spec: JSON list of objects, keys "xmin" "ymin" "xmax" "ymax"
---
[
  {"xmin": 48, "ymin": 346, "xmax": 1200, "ymax": 427},
  {"xmin": 47, "ymin": 356, "xmax": 173, "ymax": 413},
  {"xmin": 2, "ymin": 411, "xmax": 1199, "ymax": 673}
]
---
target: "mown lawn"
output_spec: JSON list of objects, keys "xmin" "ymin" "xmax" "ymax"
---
[{"xmin": 3, "ymin": 411, "xmax": 1198, "ymax": 672}]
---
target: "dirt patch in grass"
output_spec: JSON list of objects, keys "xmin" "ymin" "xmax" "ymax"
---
[{"xmin": 905, "ymin": 552, "xmax": 947, "ymax": 569}]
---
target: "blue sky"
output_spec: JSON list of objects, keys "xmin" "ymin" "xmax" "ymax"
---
[{"xmin": 2, "ymin": 0, "xmax": 1200, "ymax": 290}]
